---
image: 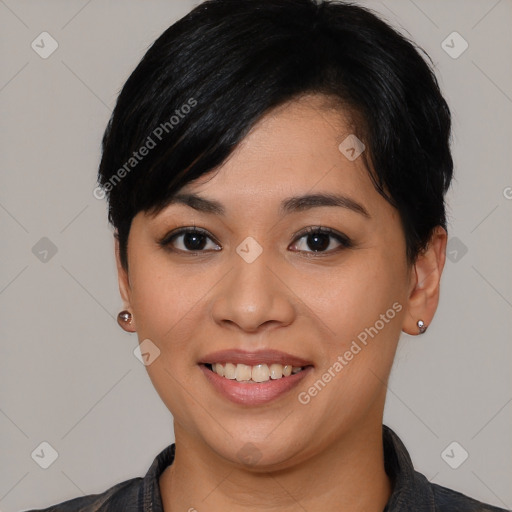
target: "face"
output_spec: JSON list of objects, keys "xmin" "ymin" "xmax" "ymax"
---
[{"xmin": 117, "ymin": 94, "xmax": 444, "ymax": 469}]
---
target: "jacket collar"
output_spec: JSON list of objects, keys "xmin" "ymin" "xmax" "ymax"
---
[{"xmin": 382, "ymin": 425, "xmax": 436, "ymax": 511}]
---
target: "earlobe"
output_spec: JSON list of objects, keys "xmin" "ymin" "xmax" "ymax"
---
[
  {"xmin": 114, "ymin": 236, "xmax": 137, "ymax": 333},
  {"xmin": 402, "ymin": 226, "xmax": 447, "ymax": 336}
]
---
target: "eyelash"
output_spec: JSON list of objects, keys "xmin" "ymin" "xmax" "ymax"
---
[{"xmin": 159, "ymin": 225, "xmax": 353, "ymax": 256}]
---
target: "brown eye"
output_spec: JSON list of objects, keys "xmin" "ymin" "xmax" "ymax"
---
[
  {"xmin": 290, "ymin": 227, "xmax": 352, "ymax": 254},
  {"xmin": 160, "ymin": 228, "xmax": 221, "ymax": 253}
]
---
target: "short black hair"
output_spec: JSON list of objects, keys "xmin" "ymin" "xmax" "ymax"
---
[{"xmin": 97, "ymin": 0, "xmax": 453, "ymax": 270}]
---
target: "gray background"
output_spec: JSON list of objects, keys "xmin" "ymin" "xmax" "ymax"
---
[{"xmin": 1, "ymin": 0, "xmax": 511, "ymax": 510}]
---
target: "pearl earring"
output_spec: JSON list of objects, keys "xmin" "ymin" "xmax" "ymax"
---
[
  {"xmin": 117, "ymin": 310, "xmax": 132, "ymax": 328},
  {"xmin": 417, "ymin": 320, "xmax": 427, "ymax": 334}
]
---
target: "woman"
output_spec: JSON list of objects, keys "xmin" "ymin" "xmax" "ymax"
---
[{"xmin": 27, "ymin": 0, "xmax": 509, "ymax": 510}]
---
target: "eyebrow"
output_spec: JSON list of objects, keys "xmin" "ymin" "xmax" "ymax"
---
[{"xmin": 168, "ymin": 192, "xmax": 370, "ymax": 218}]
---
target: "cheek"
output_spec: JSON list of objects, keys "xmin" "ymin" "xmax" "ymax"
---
[
  {"xmin": 126, "ymin": 255, "xmax": 209, "ymax": 431},
  {"xmin": 126, "ymin": 250, "xmax": 204, "ymax": 350},
  {"xmin": 296, "ymin": 255, "xmax": 406, "ymax": 417},
  {"xmin": 304, "ymin": 251, "xmax": 407, "ymax": 344}
]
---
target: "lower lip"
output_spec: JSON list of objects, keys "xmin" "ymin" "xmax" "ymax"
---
[{"xmin": 200, "ymin": 364, "xmax": 312, "ymax": 405}]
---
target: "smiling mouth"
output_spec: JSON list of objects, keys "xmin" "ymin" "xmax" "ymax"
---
[{"xmin": 204, "ymin": 362, "xmax": 308, "ymax": 383}]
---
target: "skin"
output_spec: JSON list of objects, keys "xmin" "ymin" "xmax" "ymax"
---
[{"xmin": 116, "ymin": 94, "xmax": 447, "ymax": 511}]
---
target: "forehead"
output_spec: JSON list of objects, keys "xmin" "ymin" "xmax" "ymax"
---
[{"xmin": 177, "ymin": 95, "xmax": 376, "ymax": 213}]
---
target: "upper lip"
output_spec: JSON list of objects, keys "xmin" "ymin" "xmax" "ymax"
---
[{"xmin": 199, "ymin": 349, "xmax": 313, "ymax": 367}]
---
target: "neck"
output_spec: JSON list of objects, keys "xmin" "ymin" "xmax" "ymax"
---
[{"xmin": 159, "ymin": 419, "xmax": 392, "ymax": 512}]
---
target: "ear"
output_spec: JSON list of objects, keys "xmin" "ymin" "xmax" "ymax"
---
[
  {"xmin": 115, "ymin": 235, "xmax": 137, "ymax": 333},
  {"xmin": 402, "ymin": 226, "xmax": 447, "ymax": 336}
]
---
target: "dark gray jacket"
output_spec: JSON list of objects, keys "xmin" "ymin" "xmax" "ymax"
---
[{"xmin": 23, "ymin": 425, "xmax": 510, "ymax": 511}]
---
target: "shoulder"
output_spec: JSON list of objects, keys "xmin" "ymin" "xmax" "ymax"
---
[
  {"xmin": 382, "ymin": 425, "xmax": 509, "ymax": 512},
  {"xmin": 431, "ymin": 481, "xmax": 510, "ymax": 512},
  {"xmin": 21, "ymin": 477, "xmax": 142, "ymax": 512}
]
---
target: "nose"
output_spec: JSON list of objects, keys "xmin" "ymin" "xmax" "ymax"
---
[{"xmin": 210, "ymin": 244, "xmax": 296, "ymax": 334}]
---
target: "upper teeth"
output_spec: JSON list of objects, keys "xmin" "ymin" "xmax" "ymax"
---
[{"xmin": 210, "ymin": 363, "xmax": 304, "ymax": 382}]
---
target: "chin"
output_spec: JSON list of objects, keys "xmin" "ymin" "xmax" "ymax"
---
[{"xmin": 198, "ymin": 427, "xmax": 312, "ymax": 470}]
